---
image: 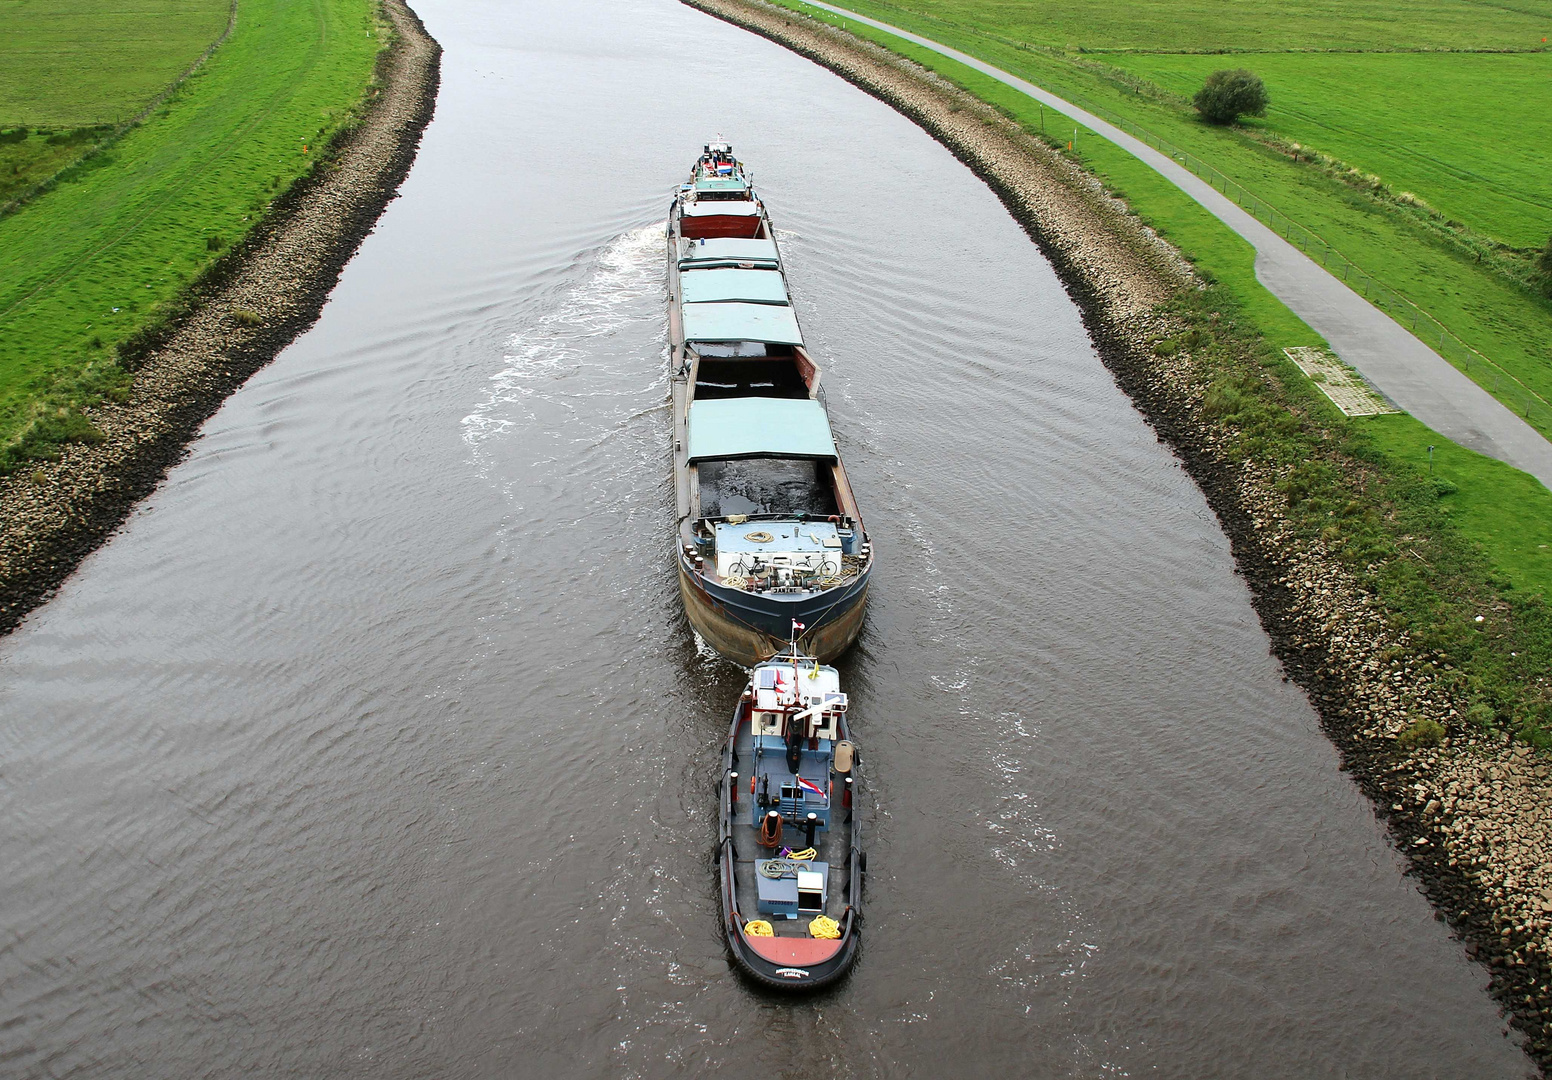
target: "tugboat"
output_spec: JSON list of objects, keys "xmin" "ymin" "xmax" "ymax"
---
[
  {"xmin": 668, "ymin": 142, "xmax": 873, "ymax": 667},
  {"xmin": 717, "ymin": 626, "xmax": 863, "ymax": 989}
]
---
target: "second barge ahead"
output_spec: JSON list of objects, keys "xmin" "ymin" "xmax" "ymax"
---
[{"xmin": 668, "ymin": 142, "xmax": 872, "ymax": 667}]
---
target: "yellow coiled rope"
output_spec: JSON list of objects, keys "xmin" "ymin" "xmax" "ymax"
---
[
  {"xmin": 744, "ymin": 920, "xmax": 774, "ymax": 937},
  {"xmin": 808, "ymin": 916, "xmax": 841, "ymax": 939},
  {"xmin": 786, "ymin": 847, "xmax": 816, "ymax": 861}
]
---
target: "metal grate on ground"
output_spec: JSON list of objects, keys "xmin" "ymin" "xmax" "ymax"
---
[{"xmin": 1284, "ymin": 347, "xmax": 1398, "ymax": 418}]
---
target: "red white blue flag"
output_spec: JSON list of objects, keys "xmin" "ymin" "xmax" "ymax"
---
[{"xmin": 795, "ymin": 775, "xmax": 825, "ymax": 799}]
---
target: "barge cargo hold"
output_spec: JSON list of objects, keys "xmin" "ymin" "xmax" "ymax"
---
[{"xmin": 668, "ymin": 143, "xmax": 872, "ymax": 666}]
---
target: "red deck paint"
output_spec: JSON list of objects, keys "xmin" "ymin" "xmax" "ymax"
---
[{"xmin": 744, "ymin": 933, "xmax": 842, "ymax": 966}]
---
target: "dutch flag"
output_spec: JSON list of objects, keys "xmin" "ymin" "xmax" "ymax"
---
[{"xmin": 795, "ymin": 775, "xmax": 825, "ymax": 799}]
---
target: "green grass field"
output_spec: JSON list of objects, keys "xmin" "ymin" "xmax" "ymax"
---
[
  {"xmin": 1363, "ymin": 414, "xmax": 1552, "ymax": 597},
  {"xmin": 0, "ymin": 0, "xmax": 232, "ymax": 126},
  {"xmin": 1, "ymin": 0, "xmax": 232, "ymax": 208},
  {"xmin": 1106, "ymin": 51, "xmax": 1552, "ymax": 248},
  {"xmin": 839, "ymin": 0, "xmax": 1552, "ymax": 52},
  {"xmin": 1, "ymin": 125, "xmax": 111, "ymax": 204},
  {"xmin": 0, "ymin": 0, "xmax": 383, "ymax": 467},
  {"xmin": 784, "ymin": 1, "xmax": 1552, "ymax": 442}
]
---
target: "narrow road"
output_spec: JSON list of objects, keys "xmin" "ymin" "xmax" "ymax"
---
[{"xmin": 805, "ymin": 0, "xmax": 1552, "ymax": 489}]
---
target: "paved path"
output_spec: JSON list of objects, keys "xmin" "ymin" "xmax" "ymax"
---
[{"xmin": 805, "ymin": 0, "xmax": 1552, "ymax": 488}]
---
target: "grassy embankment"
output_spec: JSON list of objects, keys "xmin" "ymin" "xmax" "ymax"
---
[
  {"xmin": 0, "ymin": 0, "xmax": 233, "ymax": 205},
  {"xmin": 782, "ymin": 1, "xmax": 1552, "ymax": 432},
  {"xmin": 775, "ymin": 0, "xmax": 1552, "ymax": 740},
  {"xmin": 0, "ymin": 0, "xmax": 384, "ymax": 470}
]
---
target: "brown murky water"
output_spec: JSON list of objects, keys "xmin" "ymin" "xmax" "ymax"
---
[{"xmin": 0, "ymin": 1, "xmax": 1532, "ymax": 1076}]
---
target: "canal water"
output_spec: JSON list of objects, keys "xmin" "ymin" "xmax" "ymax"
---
[{"xmin": 0, "ymin": 0, "xmax": 1532, "ymax": 1076}]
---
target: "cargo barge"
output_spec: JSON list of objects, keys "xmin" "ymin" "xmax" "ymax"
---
[{"xmin": 667, "ymin": 142, "xmax": 872, "ymax": 666}]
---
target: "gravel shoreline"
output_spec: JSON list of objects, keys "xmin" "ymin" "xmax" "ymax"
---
[
  {"xmin": 684, "ymin": 0, "xmax": 1552, "ymax": 1066},
  {"xmin": 0, "ymin": 0, "xmax": 440, "ymax": 637}
]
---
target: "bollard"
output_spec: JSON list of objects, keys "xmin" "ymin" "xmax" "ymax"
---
[
  {"xmin": 843, "ymin": 776, "xmax": 853, "ymax": 810},
  {"xmin": 759, "ymin": 810, "xmax": 782, "ymax": 849},
  {"xmin": 730, "ymin": 772, "xmax": 738, "ymax": 806},
  {"xmin": 805, "ymin": 812, "xmax": 818, "ymax": 849}
]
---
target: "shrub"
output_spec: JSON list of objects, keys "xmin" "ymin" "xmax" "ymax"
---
[
  {"xmin": 1193, "ymin": 70, "xmax": 1269, "ymax": 125},
  {"xmin": 1466, "ymin": 700, "xmax": 1497, "ymax": 729},
  {"xmin": 3, "ymin": 407, "xmax": 105, "ymax": 469},
  {"xmin": 231, "ymin": 308, "xmax": 262, "ymax": 327},
  {"xmin": 1201, "ymin": 378, "xmax": 1248, "ymax": 419},
  {"xmin": 1397, "ymin": 717, "xmax": 1446, "ymax": 749}
]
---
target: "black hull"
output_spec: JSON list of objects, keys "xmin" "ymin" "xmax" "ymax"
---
[
  {"xmin": 719, "ymin": 887, "xmax": 861, "ymax": 990},
  {"xmin": 679, "ymin": 556, "xmax": 869, "ymax": 667},
  {"xmin": 717, "ymin": 693, "xmax": 862, "ymax": 992}
]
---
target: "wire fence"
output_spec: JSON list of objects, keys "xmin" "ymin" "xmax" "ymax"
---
[{"xmin": 1031, "ymin": 90, "xmax": 1551, "ymax": 428}]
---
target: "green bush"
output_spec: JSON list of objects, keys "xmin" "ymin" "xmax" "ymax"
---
[
  {"xmin": 1201, "ymin": 378, "xmax": 1248, "ymax": 418},
  {"xmin": 1397, "ymin": 716, "xmax": 1447, "ymax": 748},
  {"xmin": 1193, "ymin": 69, "xmax": 1270, "ymax": 124},
  {"xmin": 3, "ymin": 406, "xmax": 104, "ymax": 468}
]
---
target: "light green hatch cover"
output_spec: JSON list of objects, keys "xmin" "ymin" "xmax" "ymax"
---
[
  {"xmin": 682, "ymin": 301, "xmax": 804, "ymax": 345},
  {"xmin": 678, "ymin": 237, "xmax": 780, "ymax": 268},
  {"xmin": 680, "ymin": 268, "xmax": 789, "ymax": 305},
  {"xmin": 695, "ymin": 178, "xmax": 748, "ymax": 192},
  {"xmin": 687, "ymin": 397, "xmax": 838, "ymax": 462}
]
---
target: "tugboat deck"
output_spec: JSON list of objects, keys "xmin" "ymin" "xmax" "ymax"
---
[
  {"xmin": 718, "ymin": 652, "xmax": 862, "ymax": 988},
  {"xmin": 729, "ymin": 714, "xmax": 855, "ymax": 938}
]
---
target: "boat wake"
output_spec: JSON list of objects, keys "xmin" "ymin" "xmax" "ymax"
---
[{"xmin": 461, "ymin": 222, "xmax": 667, "ymax": 486}]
